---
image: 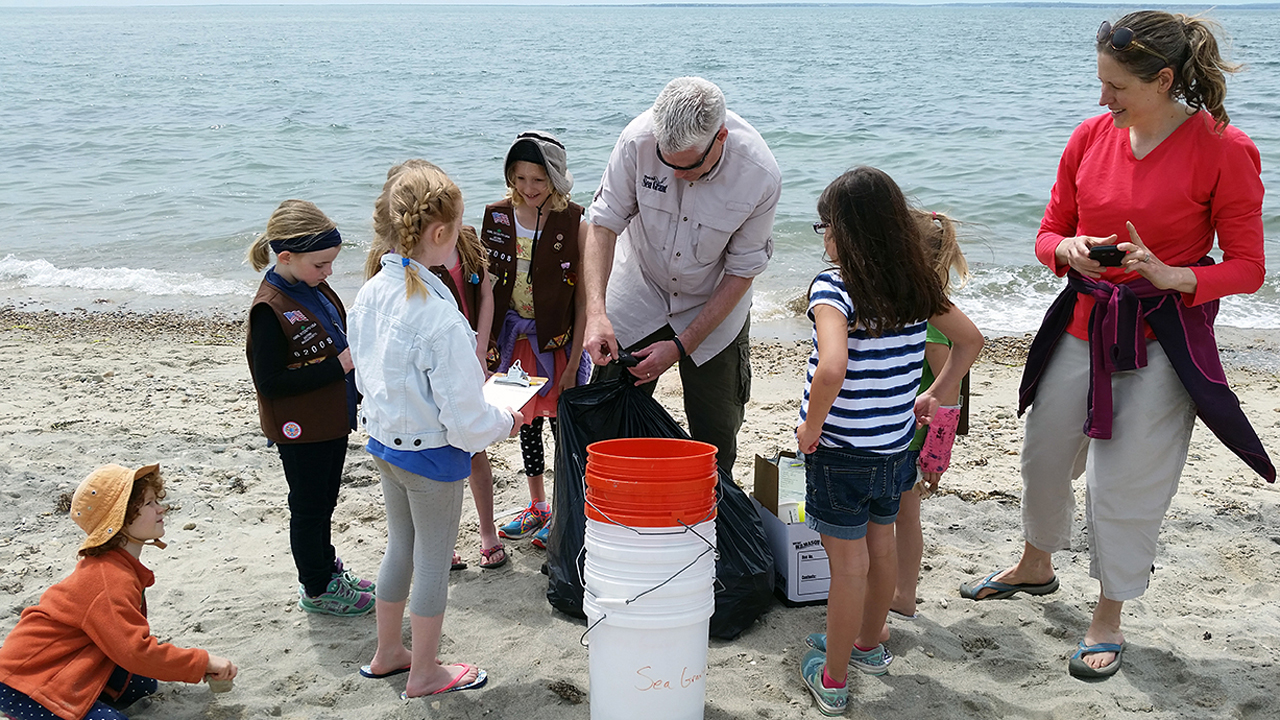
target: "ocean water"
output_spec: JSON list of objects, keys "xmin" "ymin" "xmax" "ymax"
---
[{"xmin": 1, "ymin": 3, "xmax": 1278, "ymax": 334}]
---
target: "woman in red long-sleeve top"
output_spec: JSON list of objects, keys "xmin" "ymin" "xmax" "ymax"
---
[
  {"xmin": 960, "ymin": 10, "xmax": 1269, "ymax": 681},
  {"xmin": 0, "ymin": 463, "xmax": 236, "ymax": 720}
]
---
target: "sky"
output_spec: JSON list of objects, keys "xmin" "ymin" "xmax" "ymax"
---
[
  {"xmin": 2, "ymin": 1, "xmax": 1272, "ymax": 9},
  {"xmin": 1, "ymin": 0, "xmax": 1265, "ymax": 6}
]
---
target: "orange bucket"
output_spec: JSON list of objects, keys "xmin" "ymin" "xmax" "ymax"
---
[
  {"xmin": 586, "ymin": 438, "xmax": 717, "ymax": 480},
  {"xmin": 584, "ymin": 438, "xmax": 718, "ymax": 527},
  {"xmin": 587, "ymin": 486, "xmax": 714, "ymax": 511},
  {"xmin": 585, "ymin": 501, "xmax": 717, "ymax": 527},
  {"xmin": 584, "ymin": 471, "xmax": 717, "ymax": 497}
]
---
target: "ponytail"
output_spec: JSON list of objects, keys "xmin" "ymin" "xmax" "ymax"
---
[
  {"xmin": 246, "ymin": 234, "xmax": 272, "ymax": 272},
  {"xmin": 457, "ymin": 226, "xmax": 488, "ymax": 277},
  {"xmin": 912, "ymin": 209, "xmax": 969, "ymax": 296},
  {"xmin": 1177, "ymin": 14, "xmax": 1240, "ymax": 132}
]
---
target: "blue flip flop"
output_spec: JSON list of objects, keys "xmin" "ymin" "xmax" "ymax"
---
[
  {"xmin": 359, "ymin": 663, "xmax": 411, "ymax": 679},
  {"xmin": 1068, "ymin": 642, "xmax": 1125, "ymax": 679},
  {"xmin": 959, "ymin": 571, "xmax": 1059, "ymax": 601}
]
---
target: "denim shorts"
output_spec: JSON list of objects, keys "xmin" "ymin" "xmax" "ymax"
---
[
  {"xmin": 901, "ymin": 450, "xmax": 922, "ymax": 494},
  {"xmin": 804, "ymin": 445, "xmax": 911, "ymax": 540}
]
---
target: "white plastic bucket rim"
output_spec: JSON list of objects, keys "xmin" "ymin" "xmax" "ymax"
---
[
  {"xmin": 585, "ymin": 518, "xmax": 716, "ymax": 543},
  {"xmin": 584, "ymin": 594, "xmax": 715, "ymax": 629}
]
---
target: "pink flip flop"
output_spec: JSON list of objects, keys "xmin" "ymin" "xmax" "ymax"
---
[{"xmin": 400, "ymin": 664, "xmax": 488, "ymax": 699}]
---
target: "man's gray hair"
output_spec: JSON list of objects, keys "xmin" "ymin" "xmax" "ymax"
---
[{"xmin": 651, "ymin": 77, "xmax": 726, "ymax": 154}]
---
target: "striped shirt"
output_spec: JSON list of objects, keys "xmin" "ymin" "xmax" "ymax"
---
[{"xmin": 801, "ymin": 270, "xmax": 927, "ymax": 453}]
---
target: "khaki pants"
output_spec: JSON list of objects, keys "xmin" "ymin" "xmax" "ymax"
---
[
  {"xmin": 1020, "ymin": 335, "xmax": 1195, "ymax": 601},
  {"xmin": 592, "ymin": 319, "xmax": 750, "ymax": 479}
]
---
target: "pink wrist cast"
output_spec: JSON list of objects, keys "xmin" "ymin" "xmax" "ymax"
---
[{"xmin": 919, "ymin": 405, "xmax": 961, "ymax": 474}]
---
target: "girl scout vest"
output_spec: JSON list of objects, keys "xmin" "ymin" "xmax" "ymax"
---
[
  {"xmin": 246, "ymin": 280, "xmax": 350, "ymax": 444},
  {"xmin": 481, "ymin": 199, "xmax": 583, "ymax": 366}
]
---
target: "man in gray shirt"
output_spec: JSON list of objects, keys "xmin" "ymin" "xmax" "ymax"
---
[{"xmin": 583, "ymin": 76, "xmax": 782, "ymax": 477}]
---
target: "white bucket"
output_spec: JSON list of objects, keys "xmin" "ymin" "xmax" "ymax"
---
[{"xmin": 583, "ymin": 518, "xmax": 716, "ymax": 720}]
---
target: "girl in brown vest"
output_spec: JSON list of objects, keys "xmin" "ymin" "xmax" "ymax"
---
[
  {"xmin": 481, "ymin": 131, "xmax": 589, "ymax": 549},
  {"xmin": 370, "ymin": 161, "xmax": 507, "ymax": 570},
  {"xmin": 245, "ymin": 200, "xmax": 375, "ymax": 616}
]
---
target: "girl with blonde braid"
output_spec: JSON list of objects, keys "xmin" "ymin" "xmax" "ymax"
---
[
  {"xmin": 349, "ymin": 164, "xmax": 523, "ymax": 698},
  {"xmin": 369, "ymin": 160, "xmax": 506, "ymax": 570}
]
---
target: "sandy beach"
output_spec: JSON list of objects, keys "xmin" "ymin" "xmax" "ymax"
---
[{"xmin": 1, "ymin": 306, "xmax": 1278, "ymax": 720}]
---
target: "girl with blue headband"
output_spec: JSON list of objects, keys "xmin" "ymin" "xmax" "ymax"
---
[{"xmin": 245, "ymin": 199, "xmax": 375, "ymax": 617}]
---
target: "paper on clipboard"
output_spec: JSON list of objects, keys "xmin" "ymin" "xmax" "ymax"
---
[{"xmin": 483, "ymin": 374, "xmax": 547, "ymax": 411}]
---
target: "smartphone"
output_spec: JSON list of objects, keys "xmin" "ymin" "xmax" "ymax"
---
[{"xmin": 1089, "ymin": 245, "xmax": 1126, "ymax": 267}]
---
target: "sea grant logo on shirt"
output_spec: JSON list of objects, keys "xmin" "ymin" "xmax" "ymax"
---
[
  {"xmin": 283, "ymin": 310, "xmax": 308, "ymax": 324},
  {"xmin": 642, "ymin": 175, "xmax": 668, "ymax": 193}
]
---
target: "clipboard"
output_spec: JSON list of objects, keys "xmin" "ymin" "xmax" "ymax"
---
[{"xmin": 483, "ymin": 373, "xmax": 547, "ymax": 410}]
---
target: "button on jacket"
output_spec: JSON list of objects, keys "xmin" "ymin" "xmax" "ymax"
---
[{"xmin": 349, "ymin": 255, "xmax": 512, "ymax": 454}]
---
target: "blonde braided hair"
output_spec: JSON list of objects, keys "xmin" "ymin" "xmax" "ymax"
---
[
  {"xmin": 387, "ymin": 165, "xmax": 463, "ymax": 300},
  {"xmin": 368, "ymin": 159, "xmax": 438, "ymax": 279}
]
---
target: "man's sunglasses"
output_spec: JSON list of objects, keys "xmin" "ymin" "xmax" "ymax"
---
[
  {"xmin": 1097, "ymin": 21, "xmax": 1170, "ymax": 66},
  {"xmin": 656, "ymin": 135, "xmax": 719, "ymax": 172}
]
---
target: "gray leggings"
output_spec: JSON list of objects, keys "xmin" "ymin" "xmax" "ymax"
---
[{"xmin": 373, "ymin": 457, "xmax": 464, "ymax": 617}]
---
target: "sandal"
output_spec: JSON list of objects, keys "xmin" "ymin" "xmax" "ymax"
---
[
  {"xmin": 479, "ymin": 543, "xmax": 508, "ymax": 570},
  {"xmin": 450, "ymin": 551, "xmax": 467, "ymax": 571}
]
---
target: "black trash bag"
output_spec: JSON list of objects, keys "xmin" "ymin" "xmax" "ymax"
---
[{"xmin": 545, "ymin": 375, "xmax": 775, "ymax": 640}]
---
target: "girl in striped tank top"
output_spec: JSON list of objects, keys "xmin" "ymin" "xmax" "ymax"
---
[{"xmin": 797, "ymin": 167, "xmax": 983, "ymax": 717}]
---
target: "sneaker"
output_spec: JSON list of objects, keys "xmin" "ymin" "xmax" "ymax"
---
[
  {"xmin": 333, "ymin": 556, "xmax": 375, "ymax": 593},
  {"xmin": 498, "ymin": 503, "xmax": 550, "ymax": 540},
  {"xmin": 530, "ymin": 524, "xmax": 551, "ymax": 550},
  {"xmin": 800, "ymin": 648, "xmax": 848, "ymax": 717},
  {"xmin": 804, "ymin": 633, "xmax": 894, "ymax": 676},
  {"xmin": 298, "ymin": 577, "xmax": 374, "ymax": 617}
]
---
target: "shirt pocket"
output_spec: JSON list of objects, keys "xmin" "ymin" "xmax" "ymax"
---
[
  {"xmin": 636, "ymin": 188, "xmax": 676, "ymax": 245},
  {"xmin": 693, "ymin": 201, "xmax": 754, "ymax": 264}
]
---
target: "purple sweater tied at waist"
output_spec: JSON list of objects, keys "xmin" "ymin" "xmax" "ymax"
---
[
  {"xmin": 494, "ymin": 309, "xmax": 590, "ymax": 397},
  {"xmin": 1018, "ymin": 260, "xmax": 1274, "ymax": 483}
]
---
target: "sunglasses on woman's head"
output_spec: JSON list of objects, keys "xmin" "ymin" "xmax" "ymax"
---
[{"xmin": 1097, "ymin": 21, "xmax": 1170, "ymax": 66}]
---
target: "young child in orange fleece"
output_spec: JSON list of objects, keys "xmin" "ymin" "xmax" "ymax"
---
[{"xmin": 0, "ymin": 463, "xmax": 236, "ymax": 720}]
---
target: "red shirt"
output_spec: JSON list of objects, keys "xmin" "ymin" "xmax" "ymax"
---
[
  {"xmin": 0, "ymin": 548, "xmax": 208, "ymax": 720},
  {"xmin": 1036, "ymin": 111, "xmax": 1265, "ymax": 340}
]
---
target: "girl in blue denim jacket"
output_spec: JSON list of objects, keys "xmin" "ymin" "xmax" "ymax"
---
[
  {"xmin": 794, "ymin": 167, "xmax": 982, "ymax": 716},
  {"xmin": 349, "ymin": 163, "xmax": 523, "ymax": 699}
]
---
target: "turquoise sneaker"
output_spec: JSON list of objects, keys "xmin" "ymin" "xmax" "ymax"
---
[
  {"xmin": 498, "ymin": 503, "xmax": 550, "ymax": 540},
  {"xmin": 800, "ymin": 648, "xmax": 848, "ymax": 716},
  {"xmin": 531, "ymin": 524, "xmax": 551, "ymax": 549},
  {"xmin": 804, "ymin": 633, "xmax": 894, "ymax": 676},
  {"xmin": 298, "ymin": 577, "xmax": 374, "ymax": 617},
  {"xmin": 333, "ymin": 556, "xmax": 375, "ymax": 593}
]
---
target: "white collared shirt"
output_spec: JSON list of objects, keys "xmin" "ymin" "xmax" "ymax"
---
[{"xmin": 589, "ymin": 109, "xmax": 781, "ymax": 364}]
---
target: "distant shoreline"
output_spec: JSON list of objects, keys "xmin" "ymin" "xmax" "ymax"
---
[{"xmin": 8, "ymin": 304, "xmax": 1280, "ymax": 374}]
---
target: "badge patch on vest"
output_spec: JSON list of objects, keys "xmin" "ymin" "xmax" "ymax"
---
[
  {"xmin": 283, "ymin": 310, "xmax": 308, "ymax": 324},
  {"xmin": 492, "ymin": 211, "xmax": 510, "ymax": 226},
  {"xmin": 281, "ymin": 421, "xmax": 302, "ymax": 439}
]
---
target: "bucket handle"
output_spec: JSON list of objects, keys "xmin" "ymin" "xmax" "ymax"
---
[
  {"xmin": 582, "ymin": 495, "xmax": 719, "ymax": 539},
  {"xmin": 575, "ymin": 500, "xmax": 719, "ymax": 591},
  {"xmin": 579, "ymin": 542, "xmax": 715, "ymax": 646}
]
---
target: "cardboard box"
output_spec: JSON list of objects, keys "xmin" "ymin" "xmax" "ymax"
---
[{"xmin": 752, "ymin": 452, "xmax": 829, "ymax": 605}]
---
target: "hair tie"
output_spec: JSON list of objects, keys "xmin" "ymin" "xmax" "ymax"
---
[
  {"xmin": 932, "ymin": 211, "xmax": 938, "ymax": 221},
  {"xmin": 402, "ymin": 257, "xmax": 411, "ymax": 267}
]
